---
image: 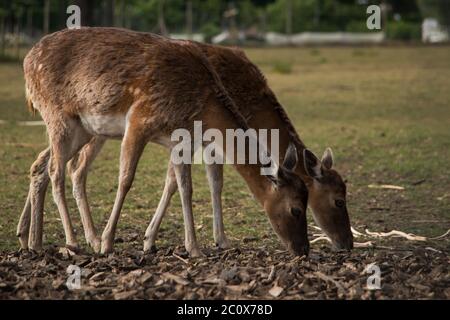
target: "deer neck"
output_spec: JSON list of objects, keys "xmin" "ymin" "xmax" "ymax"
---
[
  {"xmin": 201, "ymin": 105, "xmax": 272, "ymax": 207},
  {"xmin": 246, "ymin": 99, "xmax": 314, "ymax": 186}
]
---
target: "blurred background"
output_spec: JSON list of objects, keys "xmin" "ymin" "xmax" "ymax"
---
[{"xmin": 0, "ymin": 0, "xmax": 450, "ymax": 60}]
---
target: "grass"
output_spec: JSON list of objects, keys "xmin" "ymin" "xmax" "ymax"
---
[
  {"xmin": 272, "ymin": 60, "xmax": 293, "ymax": 74},
  {"xmin": 0, "ymin": 46, "xmax": 449, "ymax": 252}
]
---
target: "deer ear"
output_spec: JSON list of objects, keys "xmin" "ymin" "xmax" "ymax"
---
[
  {"xmin": 282, "ymin": 143, "xmax": 298, "ymax": 172},
  {"xmin": 303, "ymin": 149, "xmax": 322, "ymax": 179},
  {"xmin": 321, "ymin": 147, "xmax": 334, "ymax": 170}
]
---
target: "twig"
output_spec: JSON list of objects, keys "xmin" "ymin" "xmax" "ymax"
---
[
  {"xmin": 368, "ymin": 184, "xmax": 405, "ymax": 190},
  {"xmin": 172, "ymin": 253, "xmax": 189, "ymax": 264},
  {"xmin": 311, "ymin": 236, "xmax": 331, "ymax": 244},
  {"xmin": 425, "ymin": 247, "xmax": 442, "ymax": 254},
  {"xmin": 354, "ymin": 241, "xmax": 373, "ymax": 248},
  {"xmin": 351, "ymin": 227, "xmax": 365, "ymax": 237},
  {"xmin": 267, "ymin": 265, "xmax": 276, "ymax": 282},
  {"xmin": 314, "ymin": 271, "xmax": 345, "ymax": 292},
  {"xmin": 429, "ymin": 229, "xmax": 450, "ymax": 240},
  {"xmin": 365, "ymin": 229, "xmax": 427, "ymax": 241}
]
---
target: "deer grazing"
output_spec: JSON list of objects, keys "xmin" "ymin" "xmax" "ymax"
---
[{"xmin": 18, "ymin": 27, "xmax": 310, "ymax": 257}]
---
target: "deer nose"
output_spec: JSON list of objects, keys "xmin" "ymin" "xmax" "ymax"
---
[{"xmin": 332, "ymin": 235, "xmax": 353, "ymax": 251}]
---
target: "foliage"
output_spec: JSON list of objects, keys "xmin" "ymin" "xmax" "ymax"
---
[
  {"xmin": 417, "ymin": 0, "xmax": 450, "ymax": 31},
  {"xmin": 272, "ymin": 60, "xmax": 293, "ymax": 74},
  {"xmin": 387, "ymin": 21, "xmax": 422, "ymax": 40},
  {"xmin": 0, "ymin": 0, "xmax": 441, "ymax": 36},
  {"xmin": 201, "ymin": 23, "xmax": 221, "ymax": 43}
]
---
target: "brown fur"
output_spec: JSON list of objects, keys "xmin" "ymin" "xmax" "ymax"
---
[
  {"xmin": 22, "ymin": 27, "xmax": 309, "ymax": 255},
  {"xmin": 196, "ymin": 43, "xmax": 353, "ymax": 249}
]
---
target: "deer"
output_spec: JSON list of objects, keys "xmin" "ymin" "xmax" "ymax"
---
[
  {"xmin": 18, "ymin": 27, "xmax": 310, "ymax": 257},
  {"xmin": 18, "ymin": 33, "xmax": 353, "ymax": 256}
]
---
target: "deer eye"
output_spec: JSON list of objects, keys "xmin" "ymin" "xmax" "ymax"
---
[
  {"xmin": 291, "ymin": 208, "xmax": 302, "ymax": 218},
  {"xmin": 335, "ymin": 199, "xmax": 345, "ymax": 208}
]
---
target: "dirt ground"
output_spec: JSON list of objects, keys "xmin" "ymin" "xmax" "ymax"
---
[{"xmin": 1, "ymin": 231, "xmax": 448, "ymax": 300}]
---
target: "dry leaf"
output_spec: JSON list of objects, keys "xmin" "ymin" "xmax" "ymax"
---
[{"xmin": 269, "ymin": 284, "xmax": 284, "ymax": 297}]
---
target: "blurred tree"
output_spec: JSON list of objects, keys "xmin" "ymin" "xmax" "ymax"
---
[
  {"xmin": 104, "ymin": 0, "xmax": 115, "ymax": 27},
  {"xmin": 74, "ymin": 0, "xmax": 94, "ymax": 26},
  {"xmin": 0, "ymin": 5, "xmax": 6, "ymax": 56},
  {"xmin": 43, "ymin": 0, "xmax": 49, "ymax": 34},
  {"xmin": 186, "ymin": 0, "xmax": 193, "ymax": 36},
  {"xmin": 158, "ymin": 0, "xmax": 168, "ymax": 35}
]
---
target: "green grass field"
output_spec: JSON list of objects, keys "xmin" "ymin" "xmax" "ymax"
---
[{"xmin": 0, "ymin": 46, "xmax": 449, "ymax": 252}]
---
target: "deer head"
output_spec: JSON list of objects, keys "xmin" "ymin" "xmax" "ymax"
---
[
  {"xmin": 263, "ymin": 144, "xmax": 310, "ymax": 256},
  {"xmin": 303, "ymin": 148, "xmax": 353, "ymax": 250}
]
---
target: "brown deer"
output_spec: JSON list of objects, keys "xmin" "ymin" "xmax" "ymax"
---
[
  {"xmin": 18, "ymin": 27, "xmax": 309, "ymax": 257},
  {"xmin": 18, "ymin": 34, "xmax": 353, "ymax": 255},
  {"xmin": 143, "ymin": 44, "xmax": 353, "ymax": 251}
]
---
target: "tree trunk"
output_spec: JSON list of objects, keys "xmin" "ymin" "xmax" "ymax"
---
[
  {"xmin": 285, "ymin": 0, "xmax": 292, "ymax": 36},
  {"xmin": 228, "ymin": 1, "xmax": 238, "ymax": 44},
  {"xmin": 104, "ymin": 0, "xmax": 115, "ymax": 27},
  {"xmin": 58, "ymin": 0, "xmax": 67, "ymax": 30},
  {"xmin": 314, "ymin": 0, "xmax": 320, "ymax": 28},
  {"xmin": 26, "ymin": 6, "xmax": 33, "ymax": 38},
  {"xmin": 186, "ymin": 0, "xmax": 193, "ymax": 38},
  {"xmin": 0, "ymin": 15, "xmax": 5, "ymax": 56},
  {"xmin": 259, "ymin": 8, "xmax": 267, "ymax": 35},
  {"xmin": 120, "ymin": 0, "xmax": 126, "ymax": 28},
  {"xmin": 15, "ymin": 12, "xmax": 21, "ymax": 59},
  {"xmin": 43, "ymin": 0, "xmax": 50, "ymax": 34},
  {"xmin": 158, "ymin": 0, "xmax": 168, "ymax": 36},
  {"xmin": 75, "ymin": 0, "xmax": 94, "ymax": 27}
]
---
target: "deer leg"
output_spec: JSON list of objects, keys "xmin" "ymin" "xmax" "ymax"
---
[
  {"xmin": 46, "ymin": 120, "xmax": 92, "ymax": 252},
  {"xmin": 173, "ymin": 162, "xmax": 204, "ymax": 258},
  {"xmin": 18, "ymin": 147, "xmax": 51, "ymax": 250},
  {"xmin": 205, "ymin": 163, "xmax": 230, "ymax": 249},
  {"xmin": 18, "ymin": 138, "xmax": 103, "ymax": 252},
  {"xmin": 68, "ymin": 137, "xmax": 106, "ymax": 253},
  {"xmin": 101, "ymin": 130, "xmax": 145, "ymax": 254},
  {"xmin": 17, "ymin": 193, "xmax": 31, "ymax": 249},
  {"xmin": 143, "ymin": 161, "xmax": 177, "ymax": 252}
]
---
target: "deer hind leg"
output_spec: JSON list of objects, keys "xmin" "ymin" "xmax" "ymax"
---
[
  {"xmin": 205, "ymin": 163, "xmax": 231, "ymax": 249},
  {"xmin": 17, "ymin": 193, "xmax": 31, "ymax": 249},
  {"xmin": 173, "ymin": 162, "xmax": 204, "ymax": 258},
  {"xmin": 68, "ymin": 137, "xmax": 106, "ymax": 253},
  {"xmin": 143, "ymin": 161, "xmax": 177, "ymax": 252},
  {"xmin": 101, "ymin": 128, "xmax": 146, "ymax": 254},
  {"xmin": 18, "ymin": 147, "xmax": 51, "ymax": 250},
  {"xmin": 19, "ymin": 138, "xmax": 105, "ymax": 252},
  {"xmin": 46, "ymin": 118, "xmax": 92, "ymax": 252}
]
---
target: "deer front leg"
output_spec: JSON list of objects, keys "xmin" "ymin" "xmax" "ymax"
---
[
  {"xmin": 68, "ymin": 137, "xmax": 106, "ymax": 253},
  {"xmin": 205, "ymin": 163, "xmax": 230, "ymax": 249},
  {"xmin": 173, "ymin": 162, "xmax": 204, "ymax": 258},
  {"xmin": 101, "ymin": 130, "xmax": 145, "ymax": 254},
  {"xmin": 143, "ymin": 161, "xmax": 177, "ymax": 252}
]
